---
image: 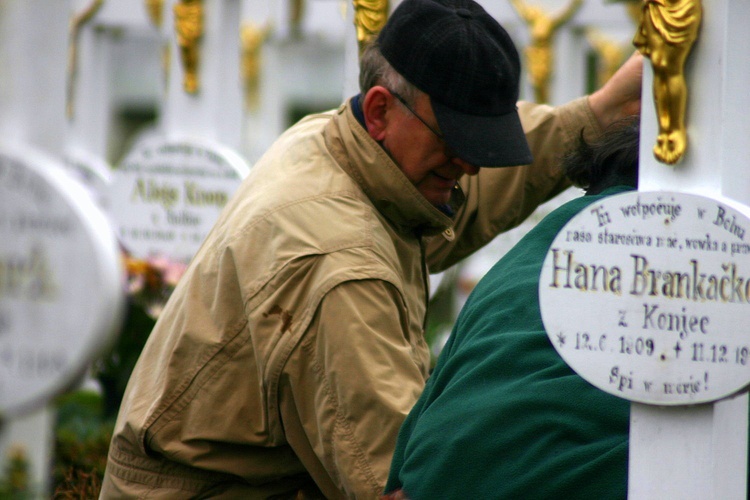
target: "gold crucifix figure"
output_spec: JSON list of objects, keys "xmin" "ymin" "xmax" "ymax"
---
[
  {"xmin": 240, "ymin": 22, "xmax": 272, "ymax": 112},
  {"xmin": 174, "ymin": 0, "xmax": 204, "ymax": 94},
  {"xmin": 585, "ymin": 29, "xmax": 629, "ymax": 89},
  {"xmin": 633, "ymin": 0, "xmax": 702, "ymax": 165},
  {"xmin": 509, "ymin": 0, "xmax": 583, "ymax": 104}
]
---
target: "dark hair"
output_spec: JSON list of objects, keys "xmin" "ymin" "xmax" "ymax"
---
[{"xmin": 562, "ymin": 116, "xmax": 640, "ymax": 195}]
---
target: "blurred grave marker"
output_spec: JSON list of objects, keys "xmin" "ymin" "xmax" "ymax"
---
[
  {"xmin": 0, "ymin": 145, "xmax": 123, "ymax": 418},
  {"xmin": 109, "ymin": 0, "xmax": 249, "ymax": 263}
]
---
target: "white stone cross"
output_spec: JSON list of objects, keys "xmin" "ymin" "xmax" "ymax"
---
[
  {"xmin": 63, "ymin": 0, "xmax": 114, "ymax": 207},
  {"xmin": 629, "ymin": 1, "xmax": 749, "ymax": 497},
  {"xmin": 540, "ymin": 1, "xmax": 750, "ymax": 497},
  {"xmin": 0, "ymin": 1, "xmax": 124, "ymax": 494}
]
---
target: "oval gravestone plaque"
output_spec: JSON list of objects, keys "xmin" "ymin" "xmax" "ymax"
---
[
  {"xmin": 0, "ymin": 145, "xmax": 123, "ymax": 417},
  {"xmin": 540, "ymin": 191, "xmax": 750, "ymax": 405},
  {"xmin": 108, "ymin": 137, "xmax": 249, "ymax": 263}
]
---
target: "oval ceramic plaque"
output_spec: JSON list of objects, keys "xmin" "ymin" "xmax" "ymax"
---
[
  {"xmin": 540, "ymin": 191, "xmax": 750, "ymax": 405},
  {"xmin": 109, "ymin": 136, "xmax": 249, "ymax": 263},
  {"xmin": 0, "ymin": 146, "xmax": 123, "ymax": 417}
]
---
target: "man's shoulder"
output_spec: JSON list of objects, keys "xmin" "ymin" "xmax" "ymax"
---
[
  {"xmin": 264, "ymin": 188, "xmax": 377, "ymax": 248},
  {"xmin": 215, "ymin": 173, "xmax": 387, "ymax": 268}
]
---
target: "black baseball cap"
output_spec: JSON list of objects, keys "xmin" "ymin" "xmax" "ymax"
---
[{"xmin": 378, "ymin": 0, "xmax": 532, "ymax": 167}]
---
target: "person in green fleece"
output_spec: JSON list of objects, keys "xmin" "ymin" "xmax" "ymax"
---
[{"xmin": 384, "ymin": 117, "xmax": 640, "ymax": 500}]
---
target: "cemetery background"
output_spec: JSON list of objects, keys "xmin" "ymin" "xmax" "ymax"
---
[{"xmin": 0, "ymin": 0, "xmax": 638, "ymax": 496}]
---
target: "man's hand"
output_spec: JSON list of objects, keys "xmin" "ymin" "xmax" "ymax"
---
[{"xmin": 588, "ymin": 51, "xmax": 643, "ymax": 129}]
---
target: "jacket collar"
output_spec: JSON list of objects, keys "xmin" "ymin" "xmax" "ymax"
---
[{"xmin": 324, "ymin": 99, "xmax": 463, "ymax": 237}]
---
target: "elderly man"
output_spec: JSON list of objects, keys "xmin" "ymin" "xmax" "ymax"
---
[{"xmin": 101, "ymin": 0, "xmax": 642, "ymax": 497}]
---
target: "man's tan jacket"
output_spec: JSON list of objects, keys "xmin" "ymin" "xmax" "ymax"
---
[{"xmin": 101, "ymin": 98, "xmax": 598, "ymax": 499}]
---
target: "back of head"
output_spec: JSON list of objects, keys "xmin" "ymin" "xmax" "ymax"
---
[
  {"xmin": 562, "ymin": 116, "xmax": 640, "ymax": 195},
  {"xmin": 374, "ymin": 0, "xmax": 532, "ymax": 167}
]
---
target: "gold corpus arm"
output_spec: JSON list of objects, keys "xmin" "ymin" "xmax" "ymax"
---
[
  {"xmin": 241, "ymin": 23, "xmax": 272, "ymax": 113},
  {"xmin": 145, "ymin": 0, "xmax": 164, "ymax": 28},
  {"xmin": 352, "ymin": 0, "xmax": 389, "ymax": 57},
  {"xmin": 509, "ymin": 0, "xmax": 583, "ymax": 104},
  {"xmin": 174, "ymin": 0, "xmax": 204, "ymax": 94},
  {"xmin": 66, "ymin": 0, "xmax": 105, "ymax": 120},
  {"xmin": 585, "ymin": 28, "xmax": 629, "ymax": 89},
  {"xmin": 634, "ymin": 0, "xmax": 702, "ymax": 165}
]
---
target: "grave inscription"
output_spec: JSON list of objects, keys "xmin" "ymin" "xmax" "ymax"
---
[{"xmin": 109, "ymin": 138, "xmax": 248, "ymax": 263}]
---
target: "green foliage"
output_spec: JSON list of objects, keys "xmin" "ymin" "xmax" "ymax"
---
[
  {"xmin": 52, "ymin": 391, "xmax": 113, "ymax": 499},
  {"xmin": 0, "ymin": 445, "xmax": 33, "ymax": 499},
  {"xmin": 92, "ymin": 300, "xmax": 156, "ymax": 419}
]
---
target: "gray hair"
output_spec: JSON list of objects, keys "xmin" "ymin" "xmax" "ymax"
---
[{"xmin": 359, "ymin": 41, "xmax": 421, "ymax": 107}]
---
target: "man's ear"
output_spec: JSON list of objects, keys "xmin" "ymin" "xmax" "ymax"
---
[{"xmin": 362, "ymin": 86, "xmax": 391, "ymax": 141}]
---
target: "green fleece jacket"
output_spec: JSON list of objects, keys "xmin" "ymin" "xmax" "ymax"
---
[{"xmin": 386, "ymin": 186, "xmax": 633, "ymax": 499}]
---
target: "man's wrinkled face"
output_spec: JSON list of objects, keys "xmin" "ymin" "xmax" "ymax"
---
[{"xmin": 380, "ymin": 92, "xmax": 479, "ymax": 207}]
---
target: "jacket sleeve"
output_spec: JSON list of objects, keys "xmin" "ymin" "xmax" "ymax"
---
[
  {"xmin": 425, "ymin": 96, "xmax": 601, "ymax": 272},
  {"xmin": 277, "ymin": 279, "xmax": 429, "ymax": 499}
]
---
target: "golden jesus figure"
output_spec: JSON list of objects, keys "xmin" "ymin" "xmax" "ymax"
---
[
  {"xmin": 509, "ymin": 0, "xmax": 582, "ymax": 103},
  {"xmin": 241, "ymin": 23, "xmax": 272, "ymax": 112},
  {"xmin": 174, "ymin": 0, "xmax": 204, "ymax": 94},
  {"xmin": 633, "ymin": 0, "xmax": 702, "ymax": 165}
]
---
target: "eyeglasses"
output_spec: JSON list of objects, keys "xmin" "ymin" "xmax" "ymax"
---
[{"xmin": 388, "ymin": 90, "xmax": 445, "ymax": 141}]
